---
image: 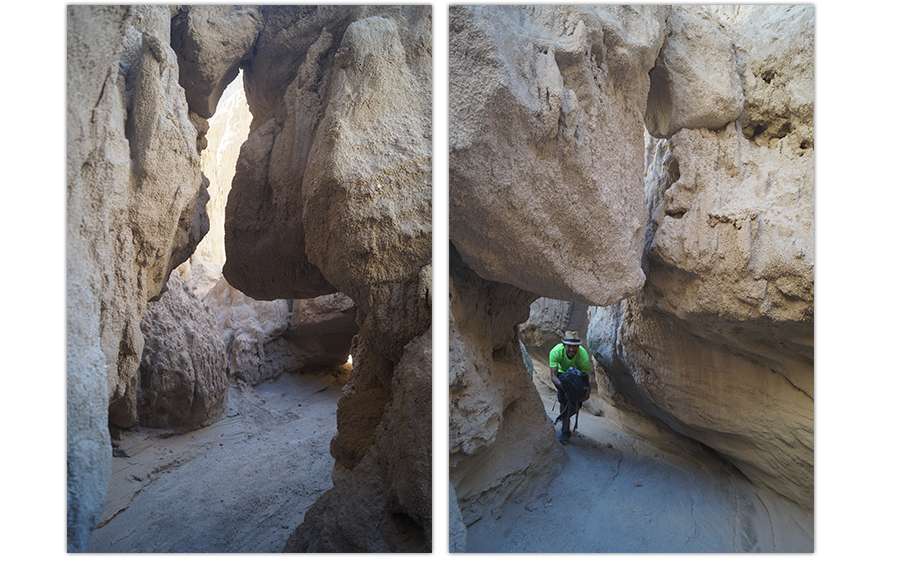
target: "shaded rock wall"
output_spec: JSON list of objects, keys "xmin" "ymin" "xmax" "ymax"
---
[
  {"xmin": 69, "ymin": 4, "xmax": 431, "ymax": 553},
  {"xmin": 67, "ymin": 5, "xmax": 209, "ymax": 551},
  {"xmin": 448, "ymin": 5, "xmax": 667, "ymax": 537},
  {"xmin": 284, "ymin": 329, "xmax": 432, "ymax": 552}
]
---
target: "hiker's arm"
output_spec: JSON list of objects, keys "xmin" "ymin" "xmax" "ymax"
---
[{"xmin": 550, "ymin": 367, "xmax": 561, "ymax": 389}]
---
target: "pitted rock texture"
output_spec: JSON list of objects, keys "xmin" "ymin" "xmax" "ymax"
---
[
  {"xmin": 449, "ymin": 5, "xmax": 814, "ymax": 548},
  {"xmin": 589, "ymin": 4, "xmax": 813, "ymax": 512},
  {"xmin": 67, "ymin": 5, "xmax": 208, "ymax": 551},
  {"xmin": 449, "ymin": 246, "xmax": 565, "ymax": 528},
  {"xmin": 69, "ymin": 4, "xmax": 431, "ymax": 553},
  {"xmin": 138, "ymin": 274, "xmax": 228, "ymax": 431},
  {"xmin": 449, "ymin": 4, "xmax": 669, "ymax": 305}
]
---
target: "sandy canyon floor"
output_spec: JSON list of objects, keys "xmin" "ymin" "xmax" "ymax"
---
[
  {"xmin": 464, "ymin": 383, "xmax": 814, "ymax": 553},
  {"xmin": 86, "ymin": 367, "xmax": 348, "ymax": 553},
  {"xmin": 85, "ymin": 368, "xmax": 812, "ymax": 553}
]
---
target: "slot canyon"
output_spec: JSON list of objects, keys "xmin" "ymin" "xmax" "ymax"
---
[
  {"xmin": 67, "ymin": 5, "xmax": 431, "ymax": 553},
  {"xmin": 449, "ymin": 4, "xmax": 813, "ymax": 552}
]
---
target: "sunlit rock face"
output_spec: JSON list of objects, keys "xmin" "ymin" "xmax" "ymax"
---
[
  {"xmin": 138, "ymin": 274, "xmax": 229, "ymax": 432},
  {"xmin": 449, "ymin": 4, "xmax": 669, "ymax": 306},
  {"xmin": 589, "ymin": 4, "xmax": 814, "ymax": 511},
  {"xmin": 173, "ymin": 5, "xmax": 433, "ymax": 552},
  {"xmin": 177, "ymin": 75, "xmax": 252, "ymax": 299},
  {"xmin": 67, "ymin": 5, "xmax": 209, "ymax": 551}
]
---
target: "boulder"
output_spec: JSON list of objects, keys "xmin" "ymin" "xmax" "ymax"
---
[
  {"xmin": 170, "ymin": 5, "xmax": 263, "ymax": 119},
  {"xmin": 138, "ymin": 274, "xmax": 228, "ymax": 432},
  {"xmin": 645, "ymin": 6, "xmax": 744, "ymax": 138},
  {"xmin": 449, "ymin": 4, "xmax": 669, "ymax": 305}
]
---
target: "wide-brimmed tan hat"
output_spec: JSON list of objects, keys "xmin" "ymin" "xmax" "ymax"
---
[{"xmin": 562, "ymin": 331, "xmax": 581, "ymax": 345}]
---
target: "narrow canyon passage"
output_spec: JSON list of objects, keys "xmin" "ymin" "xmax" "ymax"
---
[
  {"xmin": 86, "ymin": 367, "xmax": 348, "ymax": 553},
  {"xmin": 68, "ymin": 6, "xmax": 432, "ymax": 552},
  {"xmin": 465, "ymin": 383, "xmax": 814, "ymax": 553}
]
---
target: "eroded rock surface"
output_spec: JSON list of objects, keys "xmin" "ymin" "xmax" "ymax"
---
[
  {"xmin": 175, "ymin": 5, "xmax": 433, "ymax": 551},
  {"xmin": 138, "ymin": 274, "xmax": 228, "ymax": 431},
  {"xmin": 67, "ymin": 5, "xmax": 209, "ymax": 551},
  {"xmin": 284, "ymin": 330, "xmax": 433, "ymax": 552},
  {"xmin": 69, "ymin": 4, "xmax": 431, "ymax": 553}
]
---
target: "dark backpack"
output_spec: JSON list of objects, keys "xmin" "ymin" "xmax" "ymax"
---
[
  {"xmin": 554, "ymin": 367, "xmax": 589, "ymax": 428},
  {"xmin": 559, "ymin": 367, "xmax": 589, "ymax": 402}
]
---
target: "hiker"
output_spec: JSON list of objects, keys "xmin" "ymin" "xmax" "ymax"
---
[{"xmin": 549, "ymin": 331, "xmax": 591, "ymax": 442}]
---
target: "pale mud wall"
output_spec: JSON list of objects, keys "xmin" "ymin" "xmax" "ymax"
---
[
  {"xmin": 67, "ymin": 5, "xmax": 210, "ymax": 551},
  {"xmin": 589, "ymin": 5, "xmax": 814, "ymax": 511},
  {"xmin": 450, "ymin": 3, "xmax": 815, "ymax": 543},
  {"xmin": 449, "ymin": 4, "xmax": 668, "ymax": 534}
]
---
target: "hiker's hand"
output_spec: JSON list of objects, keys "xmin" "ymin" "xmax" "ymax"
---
[{"xmin": 580, "ymin": 393, "xmax": 590, "ymax": 402}]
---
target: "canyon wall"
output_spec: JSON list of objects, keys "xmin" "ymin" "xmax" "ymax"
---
[
  {"xmin": 450, "ymin": 3, "xmax": 814, "ymax": 544},
  {"xmin": 589, "ymin": 5, "xmax": 814, "ymax": 510},
  {"xmin": 67, "ymin": 5, "xmax": 209, "ymax": 551},
  {"xmin": 68, "ymin": 5, "xmax": 431, "ymax": 552}
]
